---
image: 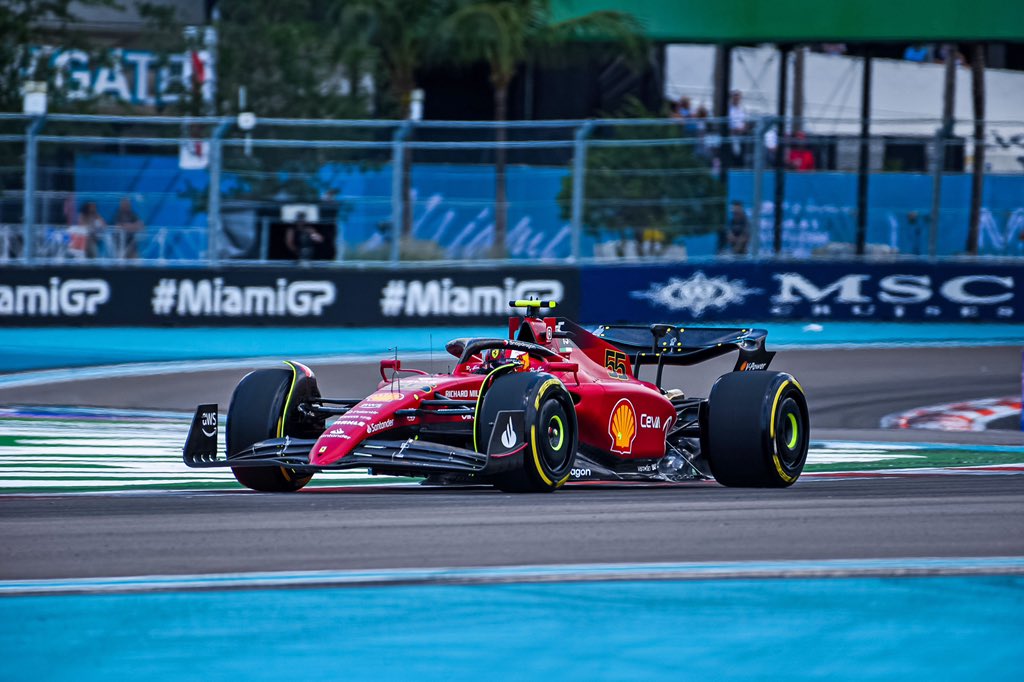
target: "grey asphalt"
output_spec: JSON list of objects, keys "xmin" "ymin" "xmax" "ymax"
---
[
  {"xmin": 2, "ymin": 345, "xmax": 1021, "ymax": 443},
  {"xmin": 0, "ymin": 344, "xmax": 1021, "ymax": 580},
  {"xmin": 2, "ymin": 475, "xmax": 1022, "ymax": 580}
]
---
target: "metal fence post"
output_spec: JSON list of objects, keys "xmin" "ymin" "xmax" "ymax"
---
[
  {"xmin": 390, "ymin": 121, "xmax": 411, "ymax": 263},
  {"xmin": 749, "ymin": 116, "xmax": 767, "ymax": 258},
  {"xmin": 22, "ymin": 115, "xmax": 46, "ymax": 262},
  {"xmin": 928, "ymin": 126, "xmax": 943, "ymax": 259},
  {"xmin": 570, "ymin": 120, "xmax": 594, "ymax": 261},
  {"xmin": 207, "ymin": 120, "xmax": 231, "ymax": 264}
]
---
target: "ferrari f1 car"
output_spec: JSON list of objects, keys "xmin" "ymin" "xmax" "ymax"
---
[{"xmin": 183, "ymin": 301, "xmax": 809, "ymax": 492}]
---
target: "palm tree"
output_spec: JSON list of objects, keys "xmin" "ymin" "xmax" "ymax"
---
[
  {"xmin": 334, "ymin": 1, "xmax": 455, "ymax": 238},
  {"xmin": 437, "ymin": 0, "xmax": 644, "ymax": 257}
]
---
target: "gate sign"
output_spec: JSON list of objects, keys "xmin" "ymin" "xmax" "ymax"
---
[{"xmin": 28, "ymin": 45, "xmax": 214, "ymax": 106}]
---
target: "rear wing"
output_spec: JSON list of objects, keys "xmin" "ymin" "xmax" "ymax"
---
[{"xmin": 592, "ymin": 324, "xmax": 775, "ymax": 384}]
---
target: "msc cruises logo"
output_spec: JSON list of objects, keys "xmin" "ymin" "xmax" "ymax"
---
[{"xmin": 630, "ymin": 271, "xmax": 762, "ymax": 317}]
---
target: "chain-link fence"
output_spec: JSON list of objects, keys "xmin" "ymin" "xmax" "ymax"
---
[{"xmin": 2, "ymin": 112, "xmax": 1022, "ymax": 265}]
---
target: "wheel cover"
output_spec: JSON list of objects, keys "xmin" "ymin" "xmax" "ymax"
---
[
  {"xmin": 537, "ymin": 400, "xmax": 572, "ymax": 471},
  {"xmin": 785, "ymin": 413, "xmax": 799, "ymax": 449},
  {"xmin": 774, "ymin": 396, "xmax": 805, "ymax": 473},
  {"xmin": 547, "ymin": 414, "xmax": 565, "ymax": 452}
]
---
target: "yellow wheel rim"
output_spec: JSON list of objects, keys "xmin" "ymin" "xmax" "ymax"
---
[{"xmin": 786, "ymin": 412, "xmax": 799, "ymax": 449}]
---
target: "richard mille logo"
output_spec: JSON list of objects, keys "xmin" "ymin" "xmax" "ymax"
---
[
  {"xmin": 500, "ymin": 419, "xmax": 517, "ymax": 449},
  {"xmin": 631, "ymin": 271, "xmax": 762, "ymax": 317}
]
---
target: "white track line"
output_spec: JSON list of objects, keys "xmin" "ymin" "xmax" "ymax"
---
[{"xmin": 2, "ymin": 557, "xmax": 1022, "ymax": 595}]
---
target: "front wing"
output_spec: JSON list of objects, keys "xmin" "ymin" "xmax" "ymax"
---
[{"xmin": 183, "ymin": 405, "xmax": 492, "ymax": 476}]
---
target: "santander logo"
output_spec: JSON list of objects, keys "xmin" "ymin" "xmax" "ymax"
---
[{"xmin": 366, "ymin": 418, "xmax": 395, "ymax": 434}]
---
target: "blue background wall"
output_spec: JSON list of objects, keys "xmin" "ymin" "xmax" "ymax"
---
[{"xmin": 73, "ymin": 154, "xmax": 1024, "ymax": 260}]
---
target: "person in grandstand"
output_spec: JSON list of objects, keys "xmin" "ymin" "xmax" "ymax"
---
[
  {"xmin": 70, "ymin": 200, "xmax": 106, "ymax": 259},
  {"xmin": 113, "ymin": 197, "xmax": 145, "ymax": 259}
]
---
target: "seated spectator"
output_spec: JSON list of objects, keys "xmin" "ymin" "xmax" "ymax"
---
[
  {"xmin": 112, "ymin": 196, "xmax": 144, "ymax": 259},
  {"xmin": 720, "ymin": 200, "xmax": 750, "ymax": 255},
  {"xmin": 70, "ymin": 200, "xmax": 106, "ymax": 259},
  {"xmin": 787, "ymin": 132, "xmax": 816, "ymax": 171}
]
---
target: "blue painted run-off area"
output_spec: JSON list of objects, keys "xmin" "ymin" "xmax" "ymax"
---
[
  {"xmin": 0, "ymin": 575, "xmax": 1021, "ymax": 680},
  {"xmin": 1, "ymin": 322, "xmax": 1022, "ymax": 373}
]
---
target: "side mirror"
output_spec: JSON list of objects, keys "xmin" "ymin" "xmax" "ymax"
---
[
  {"xmin": 380, "ymin": 359, "xmax": 401, "ymax": 382},
  {"xmin": 544, "ymin": 361, "xmax": 579, "ymax": 384}
]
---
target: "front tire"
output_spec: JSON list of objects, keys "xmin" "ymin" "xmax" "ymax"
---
[
  {"xmin": 703, "ymin": 371, "xmax": 809, "ymax": 487},
  {"xmin": 477, "ymin": 372, "xmax": 578, "ymax": 493},
  {"xmin": 226, "ymin": 364, "xmax": 320, "ymax": 492}
]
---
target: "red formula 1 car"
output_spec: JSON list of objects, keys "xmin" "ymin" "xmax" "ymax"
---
[{"xmin": 184, "ymin": 301, "xmax": 809, "ymax": 492}]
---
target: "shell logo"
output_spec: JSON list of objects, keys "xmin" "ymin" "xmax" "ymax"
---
[{"xmin": 608, "ymin": 399, "xmax": 637, "ymax": 455}]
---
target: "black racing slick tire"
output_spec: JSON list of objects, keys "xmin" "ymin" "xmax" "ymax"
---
[
  {"xmin": 226, "ymin": 363, "xmax": 321, "ymax": 492},
  {"xmin": 477, "ymin": 372, "xmax": 578, "ymax": 493},
  {"xmin": 703, "ymin": 371, "xmax": 809, "ymax": 488}
]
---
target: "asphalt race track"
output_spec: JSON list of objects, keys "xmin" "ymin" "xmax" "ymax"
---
[
  {"xmin": 2, "ymin": 345, "xmax": 1021, "ymax": 440},
  {"xmin": 2, "ymin": 475, "xmax": 1023, "ymax": 580},
  {"xmin": 0, "ymin": 345, "xmax": 1022, "ymax": 580}
]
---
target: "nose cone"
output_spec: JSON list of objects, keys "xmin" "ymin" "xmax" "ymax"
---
[{"xmin": 309, "ymin": 389, "xmax": 413, "ymax": 466}]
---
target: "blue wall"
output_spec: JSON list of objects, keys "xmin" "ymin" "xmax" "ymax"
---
[
  {"xmin": 74, "ymin": 153, "xmax": 1024, "ymax": 260},
  {"xmin": 729, "ymin": 171, "xmax": 1024, "ymax": 257}
]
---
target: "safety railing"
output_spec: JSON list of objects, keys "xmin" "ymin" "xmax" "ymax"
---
[{"xmin": 2, "ymin": 112, "xmax": 1022, "ymax": 265}]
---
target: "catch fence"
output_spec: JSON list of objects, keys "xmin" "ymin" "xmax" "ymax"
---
[{"xmin": 1, "ymin": 112, "xmax": 1021, "ymax": 265}]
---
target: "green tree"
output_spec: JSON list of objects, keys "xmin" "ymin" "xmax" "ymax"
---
[
  {"xmin": 557, "ymin": 101, "xmax": 725, "ymax": 254},
  {"xmin": 331, "ymin": 0, "xmax": 457, "ymax": 239},
  {"xmin": 0, "ymin": 0, "xmax": 118, "ymax": 112},
  {"xmin": 218, "ymin": 0, "xmax": 370, "ymax": 118},
  {"xmin": 436, "ymin": 0, "xmax": 644, "ymax": 256},
  {"xmin": 201, "ymin": 1, "xmax": 382, "ymax": 225}
]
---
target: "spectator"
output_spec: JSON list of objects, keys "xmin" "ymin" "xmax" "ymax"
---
[
  {"xmin": 904, "ymin": 44, "xmax": 933, "ymax": 62},
  {"xmin": 693, "ymin": 104, "xmax": 722, "ymax": 174},
  {"xmin": 787, "ymin": 131, "xmax": 816, "ymax": 171},
  {"xmin": 285, "ymin": 211, "xmax": 324, "ymax": 261},
  {"xmin": 720, "ymin": 200, "xmax": 750, "ymax": 255},
  {"xmin": 640, "ymin": 227, "xmax": 667, "ymax": 257},
  {"xmin": 674, "ymin": 97, "xmax": 692, "ymax": 119},
  {"xmin": 70, "ymin": 201, "xmax": 106, "ymax": 259},
  {"xmin": 820, "ymin": 43, "xmax": 847, "ymax": 56},
  {"xmin": 936, "ymin": 43, "xmax": 966, "ymax": 66},
  {"xmin": 112, "ymin": 196, "xmax": 144, "ymax": 259},
  {"xmin": 693, "ymin": 104, "xmax": 709, "ymax": 132},
  {"xmin": 728, "ymin": 90, "xmax": 748, "ymax": 164}
]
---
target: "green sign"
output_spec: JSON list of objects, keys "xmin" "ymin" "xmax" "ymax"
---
[{"xmin": 553, "ymin": 0, "xmax": 1024, "ymax": 42}]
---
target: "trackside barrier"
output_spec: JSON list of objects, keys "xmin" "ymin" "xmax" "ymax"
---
[
  {"xmin": 579, "ymin": 260, "xmax": 1022, "ymax": 323},
  {"xmin": 0, "ymin": 265, "xmax": 579, "ymax": 327},
  {"xmin": 1, "ymin": 260, "xmax": 1021, "ymax": 326}
]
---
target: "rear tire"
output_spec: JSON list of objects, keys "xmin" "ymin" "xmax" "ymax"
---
[
  {"xmin": 226, "ymin": 365, "xmax": 317, "ymax": 492},
  {"xmin": 703, "ymin": 371, "xmax": 809, "ymax": 487},
  {"xmin": 477, "ymin": 372, "xmax": 577, "ymax": 493}
]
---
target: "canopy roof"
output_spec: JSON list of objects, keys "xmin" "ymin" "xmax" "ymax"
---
[{"xmin": 552, "ymin": 0, "xmax": 1024, "ymax": 43}]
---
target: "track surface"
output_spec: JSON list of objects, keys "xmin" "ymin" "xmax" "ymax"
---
[
  {"xmin": 2, "ymin": 346, "xmax": 1021, "ymax": 443},
  {"xmin": 2, "ymin": 475, "xmax": 1022, "ymax": 580},
  {"xmin": 1, "ymin": 345, "xmax": 1021, "ymax": 580}
]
